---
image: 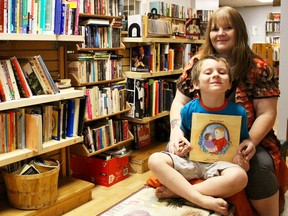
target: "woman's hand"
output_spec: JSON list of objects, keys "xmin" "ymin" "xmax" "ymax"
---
[
  {"xmin": 237, "ymin": 139, "xmax": 256, "ymax": 161},
  {"xmin": 167, "ymin": 126, "xmax": 191, "ymax": 156}
]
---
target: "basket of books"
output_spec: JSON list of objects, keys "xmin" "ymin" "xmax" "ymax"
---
[{"xmin": 2, "ymin": 158, "xmax": 60, "ymax": 210}]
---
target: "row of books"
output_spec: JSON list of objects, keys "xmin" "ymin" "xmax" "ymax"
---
[
  {"xmin": 68, "ymin": 53, "xmax": 123, "ymax": 84},
  {"xmin": 130, "ymin": 44, "xmax": 185, "ymax": 73},
  {"xmin": 80, "ymin": 0, "xmax": 124, "ymax": 16},
  {"xmin": 85, "ymin": 84, "xmax": 126, "ymax": 120},
  {"xmin": 83, "ymin": 119, "xmax": 129, "ymax": 153},
  {"xmin": 0, "ymin": 0, "xmax": 80, "ymax": 35},
  {"xmin": 126, "ymin": 78, "xmax": 176, "ymax": 119},
  {"xmin": 149, "ymin": 1, "xmax": 213, "ymax": 20},
  {"xmin": 149, "ymin": 2, "xmax": 187, "ymax": 19},
  {"xmin": 0, "ymin": 98, "xmax": 86, "ymax": 154},
  {"xmin": 79, "ymin": 19, "xmax": 122, "ymax": 48},
  {"xmin": 0, "ymin": 55, "xmax": 59, "ymax": 103}
]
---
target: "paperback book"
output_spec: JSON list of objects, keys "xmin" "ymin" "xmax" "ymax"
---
[{"xmin": 189, "ymin": 113, "xmax": 242, "ymax": 163}]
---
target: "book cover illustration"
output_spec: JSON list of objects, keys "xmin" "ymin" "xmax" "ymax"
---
[
  {"xmin": 189, "ymin": 113, "xmax": 242, "ymax": 163},
  {"xmin": 186, "ymin": 18, "xmax": 201, "ymax": 39},
  {"xmin": 131, "ymin": 45, "xmax": 151, "ymax": 72}
]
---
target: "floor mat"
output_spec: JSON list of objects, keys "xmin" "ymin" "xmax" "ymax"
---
[{"xmin": 98, "ymin": 186, "xmax": 234, "ymax": 216}]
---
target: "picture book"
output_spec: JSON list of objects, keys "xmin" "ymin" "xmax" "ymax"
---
[
  {"xmin": 189, "ymin": 113, "xmax": 242, "ymax": 163},
  {"xmin": 131, "ymin": 45, "xmax": 151, "ymax": 72}
]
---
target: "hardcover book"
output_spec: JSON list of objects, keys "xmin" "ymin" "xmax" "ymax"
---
[
  {"xmin": 189, "ymin": 113, "xmax": 242, "ymax": 163},
  {"xmin": 131, "ymin": 45, "xmax": 151, "ymax": 72}
]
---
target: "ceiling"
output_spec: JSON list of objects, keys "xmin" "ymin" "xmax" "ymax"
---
[{"xmin": 219, "ymin": 0, "xmax": 274, "ymax": 8}]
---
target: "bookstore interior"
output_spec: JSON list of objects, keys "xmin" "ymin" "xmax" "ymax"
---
[{"xmin": 0, "ymin": 0, "xmax": 287, "ymax": 215}]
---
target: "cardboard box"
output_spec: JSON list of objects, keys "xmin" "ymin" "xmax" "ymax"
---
[{"xmin": 70, "ymin": 155, "xmax": 129, "ymax": 187}]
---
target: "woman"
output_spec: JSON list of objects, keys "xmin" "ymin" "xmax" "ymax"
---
[{"xmin": 150, "ymin": 6, "xmax": 288, "ymax": 216}]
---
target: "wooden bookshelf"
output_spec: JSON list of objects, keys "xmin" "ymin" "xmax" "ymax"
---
[
  {"xmin": 0, "ymin": 34, "xmax": 84, "ymax": 42},
  {"xmin": 125, "ymin": 111, "xmax": 170, "ymax": 124},
  {"xmin": 122, "ymin": 37, "xmax": 205, "ymax": 44},
  {"xmin": 70, "ymin": 131, "xmax": 134, "ymax": 157},
  {"xmin": 124, "ymin": 70, "xmax": 182, "ymax": 79}
]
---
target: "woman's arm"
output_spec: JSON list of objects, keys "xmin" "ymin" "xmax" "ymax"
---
[
  {"xmin": 168, "ymin": 90, "xmax": 192, "ymax": 155},
  {"xmin": 240, "ymin": 97, "xmax": 278, "ymax": 160}
]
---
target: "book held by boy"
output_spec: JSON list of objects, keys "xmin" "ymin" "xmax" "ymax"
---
[{"xmin": 189, "ymin": 113, "xmax": 242, "ymax": 163}]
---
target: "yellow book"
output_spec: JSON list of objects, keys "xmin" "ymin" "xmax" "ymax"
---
[{"xmin": 189, "ymin": 113, "xmax": 242, "ymax": 163}]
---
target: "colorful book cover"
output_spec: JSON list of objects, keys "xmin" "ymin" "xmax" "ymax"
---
[
  {"xmin": 185, "ymin": 18, "xmax": 201, "ymax": 39},
  {"xmin": 189, "ymin": 113, "xmax": 242, "ymax": 163}
]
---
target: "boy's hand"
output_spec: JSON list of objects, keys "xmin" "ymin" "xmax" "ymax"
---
[
  {"xmin": 167, "ymin": 127, "xmax": 191, "ymax": 156},
  {"xmin": 237, "ymin": 139, "xmax": 256, "ymax": 161}
]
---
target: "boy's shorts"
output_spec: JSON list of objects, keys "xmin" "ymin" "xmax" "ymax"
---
[{"xmin": 164, "ymin": 152, "xmax": 241, "ymax": 180}]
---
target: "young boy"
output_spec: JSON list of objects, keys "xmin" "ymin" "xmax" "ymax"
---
[{"xmin": 148, "ymin": 55, "xmax": 251, "ymax": 215}]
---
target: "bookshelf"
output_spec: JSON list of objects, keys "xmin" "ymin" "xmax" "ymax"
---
[
  {"xmin": 121, "ymin": 36, "xmax": 204, "ymax": 150},
  {"xmin": 0, "ymin": 33, "xmax": 95, "ymax": 214},
  {"xmin": 68, "ymin": 14, "xmax": 134, "ymax": 156},
  {"xmin": 265, "ymin": 12, "xmax": 281, "ymax": 78}
]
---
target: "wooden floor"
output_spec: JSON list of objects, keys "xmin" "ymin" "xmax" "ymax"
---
[
  {"xmin": 63, "ymin": 170, "xmax": 153, "ymax": 216},
  {"xmin": 62, "ymin": 157, "xmax": 288, "ymax": 216}
]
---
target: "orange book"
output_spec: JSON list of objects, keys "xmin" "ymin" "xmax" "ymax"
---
[{"xmin": 168, "ymin": 48, "xmax": 174, "ymax": 71}]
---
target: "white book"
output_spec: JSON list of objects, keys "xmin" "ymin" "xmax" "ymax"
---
[
  {"xmin": 73, "ymin": 98, "xmax": 80, "ymax": 136},
  {"xmin": 5, "ymin": 59, "xmax": 21, "ymax": 99}
]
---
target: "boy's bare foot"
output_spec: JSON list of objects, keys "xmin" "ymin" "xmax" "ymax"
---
[
  {"xmin": 155, "ymin": 185, "xmax": 229, "ymax": 215},
  {"xmin": 155, "ymin": 185, "xmax": 180, "ymax": 198}
]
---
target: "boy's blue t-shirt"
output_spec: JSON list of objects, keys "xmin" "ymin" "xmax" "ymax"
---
[{"xmin": 180, "ymin": 98, "xmax": 249, "ymax": 142}]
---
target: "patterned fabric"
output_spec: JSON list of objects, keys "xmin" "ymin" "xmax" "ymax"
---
[{"xmin": 177, "ymin": 56, "xmax": 288, "ymax": 213}]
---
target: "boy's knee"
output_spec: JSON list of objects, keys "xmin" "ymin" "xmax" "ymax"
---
[
  {"xmin": 148, "ymin": 152, "xmax": 161, "ymax": 169},
  {"xmin": 234, "ymin": 169, "xmax": 248, "ymax": 189}
]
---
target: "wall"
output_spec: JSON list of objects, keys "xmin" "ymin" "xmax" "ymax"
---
[
  {"xmin": 277, "ymin": 0, "xmax": 288, "ymax": 140},
  {"xmin": 236, "ymin": 5, "xmax": 280, "ymax": 47},
  {"xmin": 238, "ymin": 3, "xmax": 287, "ymax": 140}
]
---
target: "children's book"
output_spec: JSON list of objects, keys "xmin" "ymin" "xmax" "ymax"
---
[{"xmin": 189, "ymin": 113, "xmax": 242, "ymax": 163}]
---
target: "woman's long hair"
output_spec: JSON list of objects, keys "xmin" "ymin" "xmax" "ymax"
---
[{"xmin": 197, "ymin": 6, "xmax": 266, "ymax": 81}]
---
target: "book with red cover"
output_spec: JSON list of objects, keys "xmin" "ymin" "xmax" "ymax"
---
[
  {"xmin": 10, "ymin": 56, "xmax": 33, "ymax": 98},
  {"xmin": 133, "ymin": 123, "xmax": 151, "ymax": 150}
]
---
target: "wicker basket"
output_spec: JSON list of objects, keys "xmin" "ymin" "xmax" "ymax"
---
[{"xmin": 2, "ymin": 162, "xmax": 60, "ymax": 210}]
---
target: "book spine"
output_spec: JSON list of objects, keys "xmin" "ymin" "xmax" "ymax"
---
[
  {"xmin": 1, "ymin": 60, "xmax": 16, "ymax": 100},
  {"xmin": 36, "ymin": 55, "xmax": 60, "ymax": 93},
  {"xmin": 44, "ymin": 0, "xmax": 55, "ymax": 34},
  {"xmin": 66, "ymin": 99, "xmax": 75, "ymax": 137},
  {"xmin": 54, "ymin": 0, "xmax": 62, "ymax": 34}
]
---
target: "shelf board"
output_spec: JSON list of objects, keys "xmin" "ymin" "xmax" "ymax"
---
[
  {"xmin": 125, "ymin": 111, "xmax": 170, "ymax": 124},
  {"xmin": 85, "ymin": 103, "xmax": 131, "ymax": 123},
  {"xmin": 70, "ymin": 131, "xmax": 134, "ymax": 157},
  {"xmin": 122, "ymin": 37, "xmax": 205, "ymax": 44},
  {"xmin": 79, "ymin": 13, "xmax": 123, "ymax": 20},
  {"xmin": 0, "ymin": 136, "xmax": 83, "ymax": 167},
  {"xmin": 0, "ymin": 177, "xmax": 94, "ymax": 216},
  {"xmin": 124, "ymin": 70, "xmax": 182, "ymax": 79},
  {"xmin": 0, "ymin": 88, "xmax": 84, "ymax": 111},
  {"xmin": 0, "ymin": 34, "xmax": 84, "ymax": 42}
]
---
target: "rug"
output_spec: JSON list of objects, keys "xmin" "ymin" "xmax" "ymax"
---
[{"xmin": 98, "ymin": 186, "xmax": 234, "ymax": 216}]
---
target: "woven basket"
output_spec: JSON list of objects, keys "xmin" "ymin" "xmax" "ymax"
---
[{"xmin": 2, "ymin": 162, "xmax": 60, "ymax": 210}]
